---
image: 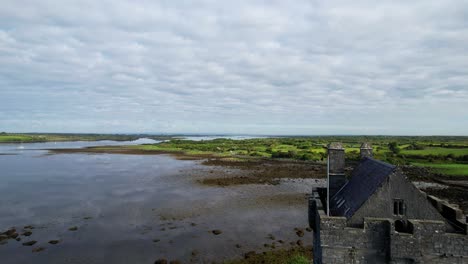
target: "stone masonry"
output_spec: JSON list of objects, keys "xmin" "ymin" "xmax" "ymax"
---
[{"xmin": 309, "ymin": 189, "xmax": 468, "ymax": 264}]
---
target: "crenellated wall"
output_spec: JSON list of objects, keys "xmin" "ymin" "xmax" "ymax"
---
[
  {"xmin": 320, "ymin": 216, "xmax": 390, "ymax": 263},
  {"xmin": 425, "ymin": 194, "xmax": 468, "ymax": 234},
  {"xmin": 390, "ymin": 220, "xmax": 468, "ymax": 263}
]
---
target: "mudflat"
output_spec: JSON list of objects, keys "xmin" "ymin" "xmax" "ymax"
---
[{"xmin": 1, "ymin": 142, "xmax": 317, "ymax": 263}]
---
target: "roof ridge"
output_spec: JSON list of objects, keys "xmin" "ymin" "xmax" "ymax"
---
[{"xmin": 363, "ymin": 157, "xmax": 396, "ymax": 169}]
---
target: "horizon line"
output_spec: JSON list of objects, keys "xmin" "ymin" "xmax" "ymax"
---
[{"xmin": 2, "ymin": 131, "xmax": 468, "ymax": 137}]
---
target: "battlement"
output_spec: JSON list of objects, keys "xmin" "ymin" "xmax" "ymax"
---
[{"xmin": 425, "ymin": 193, "xmax": 468, "ymax": 234}]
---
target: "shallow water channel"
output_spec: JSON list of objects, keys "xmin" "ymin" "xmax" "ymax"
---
[{"xmin": 0, "ymin": 140, "xmax": 317, "ymax": 263}]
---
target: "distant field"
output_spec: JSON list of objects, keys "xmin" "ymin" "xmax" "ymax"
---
[
  {"xmin": 401, "ymin": 147, "xmax": 468, "ymax": 157},
  {"xmin": 412, "ymin": 163, "xmax": 468, "ymax": 176},
  {"xmin": 128, "ymin": 137, "xmax": 468, "ymax": 177},
  {"xmin": 0, "ymin": 133, "xmax": 172, "ymax": 143},
  {"xmin": 4, "ymin": 133, "xmax": 468, "ymax": 177},
  {"xmin": 0, "ymin": 135, "xmax": 38, "ymax": 143}
]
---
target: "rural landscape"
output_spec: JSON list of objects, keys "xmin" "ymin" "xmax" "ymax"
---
[
  {"xmin": 2, "ymin": 0, "xmax": 468, "ymax": 263},
  {"xmin": 1, "ymin": 133, "xmax": 467, "ymax": 263},
  {"xmin": 3, "ymin": 132, "xmax": 468, "ymax": 178}
]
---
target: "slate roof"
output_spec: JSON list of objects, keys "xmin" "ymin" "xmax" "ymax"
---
[{"xmin": 329, "ymin": 157, "xmax": 396, "ymax": 218}]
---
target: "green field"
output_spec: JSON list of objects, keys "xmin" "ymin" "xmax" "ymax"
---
[
  {"xmin": 0, "ymin": 133, "xmax": 173, "ymax": 143},
  {"xmin": 127, "ymin": 136, "xmax": 468, "ymax": 177},
  {"xmin": 3, "ymin": 133, "xmax": 468, "ymax": 177},
  {"xmin": 130, "ymin": 138, "xmax": 330, "ymax": 160},
  {"xmin": 0, "ymin": 135, "xmax": 37, "ymax": 143},
  {"xmin": 412, "ymin": 163, "xmax": 468, "ymax": 176},
  {"xmin": 401, "ymin": 147, "xmax": 468, "ymax": 157}
]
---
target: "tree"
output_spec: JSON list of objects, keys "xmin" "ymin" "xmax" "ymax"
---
[{"xmin": 388, "ymin": 142, "xmax": 401, "ymax": 154}]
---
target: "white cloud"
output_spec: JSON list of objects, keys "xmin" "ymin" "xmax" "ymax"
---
[{"xmin": 0, "ymin": 0, "xmax": 467, "ymax": 135}]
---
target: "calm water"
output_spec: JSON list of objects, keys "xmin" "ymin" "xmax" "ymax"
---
[
  {"xmin": 0, "ymin": 140, "xmax": 314, "ymax": 263},
  {"xmin": 180, "ymin": 135, "xmax": 266, "ymax": 141}
]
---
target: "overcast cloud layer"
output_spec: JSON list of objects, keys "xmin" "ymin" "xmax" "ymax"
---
[{"xmin": 1, "ymin": 0, "xmax": 467, "ymax": 135}]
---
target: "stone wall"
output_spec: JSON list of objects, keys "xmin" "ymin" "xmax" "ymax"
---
[
  {"xmin": 348, "ymin": 171, "xmax": 450, "ymax": 228},
  {"xmin": 309, "ymin": 192, "xmax": 468, "ymax": 264},
  {"xmin": 390, "ymin": 220, "xmax": 468, "ymax": 263},
  {"xmin": 425, "ymin": 194, "xmax": 468, "ymax": 234},
  {"xmin": 320, "ymin": 216, "xmax": 390, "ymax": 263}
]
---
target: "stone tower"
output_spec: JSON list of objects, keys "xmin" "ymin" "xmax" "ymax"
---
[
  {"xmin": 327, "ymin": 142, "xmax": 346, "ymax": 214},
  {"xmin": 360, "ymin": 142, "xmax": 373, "ymax": 159}
]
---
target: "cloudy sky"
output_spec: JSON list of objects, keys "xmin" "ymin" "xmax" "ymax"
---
[{"xmin": 1, "ymin": 1, "xmax": 467, "ymax": 135}]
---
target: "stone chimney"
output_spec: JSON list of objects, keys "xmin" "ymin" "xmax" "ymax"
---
[
  {"xmin": 360, "ymin": 142, "xmax": 373, "ymax": 159},
  {"xmin": 327, "ymin": 142, "xmax": 346, "ymax": 200}
]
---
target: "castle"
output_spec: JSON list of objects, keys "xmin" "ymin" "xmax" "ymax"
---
[{"xmin": 308, "ymin": 143, "xmax": 468, "ymax": 264}]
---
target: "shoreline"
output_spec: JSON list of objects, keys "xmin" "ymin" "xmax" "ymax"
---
[
  {"xmin": 47, "ymin": 146, "xmax": 468, "ymax": 213},
  {"xmin": 1, "ymin": 143, "xmax": 467, "ymax": 263}
]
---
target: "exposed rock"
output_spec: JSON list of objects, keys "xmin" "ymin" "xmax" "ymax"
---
[
  {"xmin": 22, "ymin": 231, "xmax": 32, "ymax": 236},
  {"xmin": 277, "ymin": 240, "xmax": 284, "ymax": 244},
  {"xmin": 306, "ymin": 227, "xmax": 312, "ymax": 232},
  {"xmin": 169, "ymin": 261, "xmax": 181, "ymax": 264},
  {"xmin": 32, "ymin": 247, "xmax": 45, "ymax": 253},
  {"xmin": 211, "ymin": 229, "xmax": 222, "ymax": 235},
  {"xmin": 16, "ymin": 237, "xmax": 21, "ymax": 241},
  {"xmin": 3, "ymin": 228, "xmax": 16, "ymax": 237},
  {"xmin": 22, "ymin": 240, "xmax": 37, "ymax": 246},
  {"xmin": 49, "ymin": 240, "xmax": 60, "ymax": 245},
  {"xmin": 154, "ymin": 259, "xmax": 168, "ymax": 264},
  {"xmin": 296, "ymin": 229, "xmax": 305, "ymax": 237},
  {"xmin": 235, "ymin": 244, "xmax": 242, "ymax": 248},
  {"xmin": 68, "ymin": 226, "xmax": 78, "ymax": 231},
  {"xmin": 153, "ymin": 239, "xmax": 160, "ymax": 243},
  {"xmin": 296, "ymin": 240, "xmax": 303, "ymax": 247},
  {"xmin": 191, "ymin": 250, "xmax": 199, "ymax": 256},
  {"xmin": 24, "ymin": 225, "xmax": 34, "ymax": 229},
  {"xmin": 0, "ymin": 235, "xmax": 8, "ymax": 241},
  {"xmin": 267, "ymin": 234, "xmax": 275, "ymax": 240}
]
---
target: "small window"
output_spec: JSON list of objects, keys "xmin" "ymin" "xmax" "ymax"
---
[{"xmin": 393, "ymin": 199, "xmax": 405, "ymax": 216}]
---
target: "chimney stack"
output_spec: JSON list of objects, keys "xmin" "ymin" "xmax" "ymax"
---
[
  {"xmin": 360, "ymin": 142, "xmax": 373, "ymax": 159},
  {"xmin": 327, "ymin": 142, "xmax": 346, "ymax": 215}
]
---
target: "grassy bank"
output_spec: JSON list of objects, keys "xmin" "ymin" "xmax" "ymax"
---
[
  {"xmin": 224, "ymin": 246, "xmax": 311, "ymax": 264},
  {"xmin": 0, "ymin": 133, "xmax": 173, "ymax": 143},
  {"xmin": 126, "ymin": 136, "xmax": 468, "ymax": 177},
  {"xmin": 412, "ymin": 163, "xmax": 468, "ymax": 176},
  {"xmin": 0, "ymin": 134, "xmax": 38, "ymax": 143},
  {"xmin": 44, "ymin": 135, "xmax": 468, "ymax": 177}
]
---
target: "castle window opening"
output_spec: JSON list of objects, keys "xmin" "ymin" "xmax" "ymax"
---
[{"xmin": 393, "ymin": 199, "xmax": 405, "ymax": 216}]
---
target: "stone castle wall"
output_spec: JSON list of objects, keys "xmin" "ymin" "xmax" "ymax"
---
[
  {"xmin": 320, "ymin": 216, "xmax": 389, "ymax": 263},
  {"xmin": 309, "ymin": 191, "xmax": 468, "ymax": 264},
  {"xmin": 318, "ymin": 216, "xmax": 468, "ymax": 264},
  {"xmin": 390, "ymin": 220, "xmax": 468, "ymax": 263}
]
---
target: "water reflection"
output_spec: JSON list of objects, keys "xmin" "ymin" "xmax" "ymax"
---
[
  {"xmin": 0, "ymin": 141, "xmax": 313, "ymax": 264},
  {"xmin": 0, "ymin": 138, "xmax": 159, "ymax": 156}
]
